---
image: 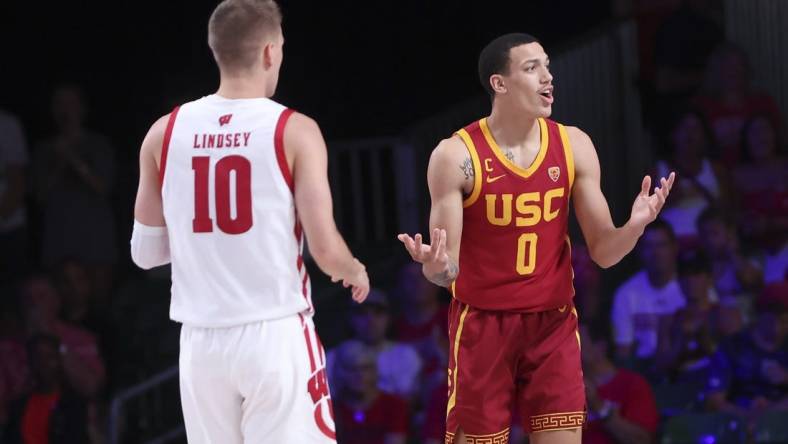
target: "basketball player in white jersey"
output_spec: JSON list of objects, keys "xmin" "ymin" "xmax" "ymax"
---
[{"xmin": 130, "ymin": 1, "xmax": 369, "ymax": 442}]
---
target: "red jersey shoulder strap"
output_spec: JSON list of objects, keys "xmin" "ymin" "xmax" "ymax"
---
[
  {"xmin": 455, "ymin": 120, "xmax": 484, "ymax": 207},
  {"xmin": 550, "ymin": 119, "xmax": 575, "ymax": 193}
]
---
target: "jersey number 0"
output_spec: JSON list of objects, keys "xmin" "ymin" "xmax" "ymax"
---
[{"xmin": 192, "ymin": 155, "xmax": 253, "ymax": 234}]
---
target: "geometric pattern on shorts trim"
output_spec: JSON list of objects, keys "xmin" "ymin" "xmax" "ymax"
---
[
  {"xmin": 445, "ymin": 428, "xmax": 510, "ymax": 444},
  {"xmin": 530, "ymin": 411, "xmax": 586, "ymax": 432}
]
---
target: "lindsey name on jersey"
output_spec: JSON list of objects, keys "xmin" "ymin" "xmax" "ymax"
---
[{"xmin": 192, "ymin": 131, "xmax": 251, "ymax": 149}]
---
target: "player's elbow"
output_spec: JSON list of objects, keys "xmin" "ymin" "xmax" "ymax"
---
[
  {"xmin": 131, "ymin": 253, "xmax": 168, "ymax": 270},
  {"xmin": 588, "ymin": 247, "xmax": 616, "ymax": 269}
]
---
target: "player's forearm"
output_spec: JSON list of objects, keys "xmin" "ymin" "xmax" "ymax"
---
[
  {"xmin": 309, "ymin": 234, "xmax": 363, "ymax": 280},
  {"xmin": 588, "ymin": 221, "xmax": 644, "ymax": 269},
  {"xmin": 422, "ymin": 258, "xmax": 458, "ymax": 288}
]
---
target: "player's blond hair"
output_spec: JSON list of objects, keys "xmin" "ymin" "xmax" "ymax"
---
[{"xmin": 208, "ymin": 0, "xmax": 282, "ymax": 73}]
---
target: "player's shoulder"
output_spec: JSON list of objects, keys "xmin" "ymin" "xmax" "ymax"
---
[
  {"xmin": 285, "ymin": 110, "xmax": 319, "ymax": 132},
  {"xmin": 562, "ymin": 125, "xmax": 593, "ymax": 147},
  {"xmin": 140, "ymin": 113, "xmax": 173, "ymax": 157},
  {"xmin": 282, "ymin": 111, "xmax": 324, "ymax": 149},
  {"xmin": 431, "ymin": 134, "xmax": 469, "ymax": 163}
]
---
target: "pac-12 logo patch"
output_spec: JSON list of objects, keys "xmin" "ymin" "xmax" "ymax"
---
[
  {"xmin": 548, "ymin": 166, "xmax": 560, "ymax": 182},
  {"xmin": 218, "ymin": 114, "xmax": 233, "ymax": 126}
]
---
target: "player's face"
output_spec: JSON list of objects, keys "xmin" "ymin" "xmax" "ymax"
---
[{"xmin": 497, "ymin": 43, "xmax": 553, "ymax": 118}]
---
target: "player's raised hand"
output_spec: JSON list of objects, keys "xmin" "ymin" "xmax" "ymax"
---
[
  {"xmin": 630, "ymin": 172, "xmax": 675, "ymax": 230},
  {"xmin": 397, "ymin": 228, "xmax": 449, "ymax": 275}
]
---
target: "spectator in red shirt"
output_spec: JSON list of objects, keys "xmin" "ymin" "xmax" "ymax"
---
[
  {"xmin": 20, "ymin": 275, "xmax": 105, "ymax": 400},
  {"xmin": 391, "ymin": 263, "xmax": 449, "ymax": 389},
  {"xmin": 3, "ymin": 334, "xmax": 89, "ymax": 444},
  {"xmin": 581, "ymin": 324, "xmax": 659, "ymax": 444},
  {"xmin": 330, "ymin": 340, "xmax": 409, "ymax": 444},
  {"xmin": 572, "ymin": 244, "xmax": 604, "ymax": 330},
  {"xmin": 732, "ymin": 114, "xmax": 788, "ymax": 252},
  {"xmin": 693, "ymin": 43, "xmax": 785, "ymax": 166},
  {"xmin": 421, "ymin": 381, "xmax": 448, "ymax": 444}
]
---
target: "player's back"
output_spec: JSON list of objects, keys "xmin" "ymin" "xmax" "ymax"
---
[{"xmin": 161, "ymin": 95, "xmax": 310, "ymax": 327}]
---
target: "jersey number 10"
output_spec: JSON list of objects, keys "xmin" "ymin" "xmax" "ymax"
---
[{"xmin": 192, "ymin": 155, "xmax": 253, "ymax": 234}]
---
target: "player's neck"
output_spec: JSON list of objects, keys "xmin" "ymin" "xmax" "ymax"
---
[
  {"xmin": 486, "ymin": 107, "xmax": 540, "ymax": 149},
  {"xmin": 216, "ymin": 75, "xmax": 272, "ymax": 100}
]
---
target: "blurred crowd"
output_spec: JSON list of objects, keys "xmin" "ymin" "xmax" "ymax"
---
[{"xmin": 0, "ymin": 0, "xmax": 786, "ymax": 443}]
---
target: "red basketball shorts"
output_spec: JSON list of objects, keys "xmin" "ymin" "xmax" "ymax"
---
[{"xmin": 445, "ymin": 299, "xmax": 586, "ymax": 443}]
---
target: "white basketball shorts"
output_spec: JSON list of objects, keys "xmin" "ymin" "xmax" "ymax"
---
[{"xmin": 178, "ymin": 313, "xmax": 335, "ymax": 443}]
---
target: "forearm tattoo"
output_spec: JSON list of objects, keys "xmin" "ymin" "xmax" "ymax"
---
[
  {"xmin": 460, "ymin": 158, "xmax": 474, "ymax": 180},
  {"xmin": 426, "ymin": 260, "xmax": 459, "ymax": 288}
]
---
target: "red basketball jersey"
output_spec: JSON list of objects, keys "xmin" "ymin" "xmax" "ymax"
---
[{"xmin": 451, "ymin": 117, "xmax": 575, "ymax": 312}]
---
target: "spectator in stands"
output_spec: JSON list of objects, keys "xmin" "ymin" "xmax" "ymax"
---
[
  {"xmin": 56, "ymin": 258, "xmax": 110, "ymax": 337},
  {"xmin": 763, "ymin": 238, "xmax": 788, "ymax": 287},
  {"xmin": 0, "ymin": 109, "xmax": 29, "ymax": 285},
  {"xmin": 328, "ymin": 289, "xmax": 421, "ymax": 399},
  {"xmin": 2, "ymin": 334, "xmax": 90, "ymax": 444},
  {"xmin": 693, "ymin": 43, "xmax": 785, "ymax": 166},
  {"xmin": 707, "ymin": 290, "xmax": 788, "ymax": 418},
  {"xmin": 20, "ymin": 275, "xmax": 105, "ymax": 400},
  {"xmin": 732, "ymin": 114, "xmax": 788, "ymax": 254},
  {"xmin": 572, "ymin": 244, "xmax": 604, "ymax": 331},
  {"xmin": 421, "ymin": 381, "xmax": 448, "ymax": 444},
  {"xmin": 0, "ymin": 291, "xmax": 29, "ymax": 429},
  {"xmin": 391, "ymin": 263, "xmax": 448, "ymax": 388},
  {"xmin": 656, "ymin": 250, "xmax": 736, "ymax": 399},
  {"xmin": 696, "ymin": 207, "xmax": 763, "ymax": 299},
  {"xmin": 331, "ymin": 340, "xmax": 408, "ymax": 444},
  {"xmin": 654, "ymin": 108, "xmax": 728, "ymax": 247},
  {"xmin": 649, "ymin": 0, "xmax": 724, "ymax": 134},
  {"xmin": 612, "ymin": 220, "xmax": 685, "ymax": 368},
  {"xmin": 33, "ymin": 83, "xmax": 117, "ymax": 298},
  {"xmin": 581, "ymin": 324, "xmax": 659, "ymax": 444}
]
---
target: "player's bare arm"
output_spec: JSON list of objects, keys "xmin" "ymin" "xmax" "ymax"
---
[
  {"xmin": 286, "ymin": 112, "xmax": 369, "ymax": 302},
  {"xmin": 130, "ymin": 114, "xmax": 173, "ymax": 270},
  {"xmin": 569, "ymin": 126, "xmax": 675, "ymax": 268},
  {"xmin": 133, "ymin": 115, "xmax": 169, "ymax": 226},
  {"xmin": 398, "ymin": 136, "xmax": 467, "ymax": 288}
]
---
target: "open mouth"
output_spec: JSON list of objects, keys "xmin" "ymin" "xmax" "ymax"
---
[{"xmin": 538, "ymin": 89, "xmax": 554, "ymax": 103}]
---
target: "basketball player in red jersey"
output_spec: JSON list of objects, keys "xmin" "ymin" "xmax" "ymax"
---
[
  {"xmin": 398, "ymin": 33, "xmax": 674, "ymax": 444},
  {"xmin": 131, "ymin": 1, "xmax": 368, "ymax": 442}
]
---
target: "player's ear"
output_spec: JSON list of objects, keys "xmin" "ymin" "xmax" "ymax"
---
[
  {"xmin": 262, "ymin": 43, "xmax": 274, "ymax": 70},
  {"xmin": 490, "ymin": 74, "xmax": 506, "ymax": 95}
]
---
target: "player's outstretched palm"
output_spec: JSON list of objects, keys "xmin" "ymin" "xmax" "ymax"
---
[
  {"xmin": 397, "ymin": 228, "xmax": 449, "ymax": 276},
  {"xmin": 630, "ymin": 172, "xmax": 675, "ymax": 229}
]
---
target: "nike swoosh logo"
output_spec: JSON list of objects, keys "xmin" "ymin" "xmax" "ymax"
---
[{"xmin": 486, "ymin": 174, "xmax": 506, "ymax": 183}]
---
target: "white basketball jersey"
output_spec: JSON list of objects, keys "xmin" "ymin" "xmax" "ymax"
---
[{"xmin": 161, "ymin": 94, "xmax": 311, "ymax": 327}]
